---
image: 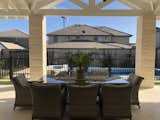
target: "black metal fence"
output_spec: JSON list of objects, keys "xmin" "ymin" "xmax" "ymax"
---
[
  {"xmin": 47, "ymin": 48, "xmax": 135, "ymax": 68},
  {"xmin": 0, "ymin": 55, "xmax": 9, "ymax": 79},
  {"xmin": 0, "ymin": 50, "xmax": 29, "ymax": 79},
  {"xmin": 1, "ymin": 48, "xmax": 160, "ymax": 80}
]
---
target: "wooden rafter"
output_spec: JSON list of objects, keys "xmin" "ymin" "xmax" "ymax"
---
[
  {"xmin": 21, "ymin": 0, "xmax": 32, "ymax": 10},
  {"xmin": 89, "ymin": 0, "xmax": 95, "ymax": 9},
  {"xmin": 0, "ymin": 0, "xmax": 160, "ymax": 17},
  {"xmin": 154, "ymin": 0, "xmax": 160, "ymax": 13},
  {"xmin": 31, "ymin": 0, "xmax": 39, "ymax": 10},
  {"xmin": 0, "ymin": 9, "xmax": 29, "ymax": 16},
  {"xmin": 8, "ymin": 0, "xmax": 17, "ymax": 9},
  {"xmin": 117, "ymin": 0, "xmax": 151, "ymax": 11},
  {"xmin": 32, "ymin": 0, "xmax": 64, "ymax": 10}
]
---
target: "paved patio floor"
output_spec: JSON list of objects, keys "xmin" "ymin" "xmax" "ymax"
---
[{"xmin": 0, "ymin": 85, "xmax": 160, "ymax": 120}]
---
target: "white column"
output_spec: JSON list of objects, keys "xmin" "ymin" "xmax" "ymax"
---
[
  {"xmin": 136, "ymin": 15, "xmax": 156, "ymax": 88},
  {"xmin": 29, "ymin": 15, "xmax": 47, "ymax": 81}
]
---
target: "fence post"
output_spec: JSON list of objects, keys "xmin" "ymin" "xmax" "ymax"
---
[{"xmin": 9, "ymin": 51, "xmax": 13, "ymax": 79}]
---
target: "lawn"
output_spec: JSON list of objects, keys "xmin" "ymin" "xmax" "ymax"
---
[{"xmin": 0, "ymin": 80, "xmax": 12, "ymax": 85}]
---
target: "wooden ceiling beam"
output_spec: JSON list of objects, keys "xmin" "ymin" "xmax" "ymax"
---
[{"xmin": 37, "ymin": 9, "xmax": 145, "ymax": 16}]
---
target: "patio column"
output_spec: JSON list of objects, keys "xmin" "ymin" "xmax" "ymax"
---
[
  {"xmin": 136, "ymin": 15, "xmax": 156, "ymax": 88},
  {"xmin": 29, "ymin": 15, "xmax": 47, "ymax": 81}
]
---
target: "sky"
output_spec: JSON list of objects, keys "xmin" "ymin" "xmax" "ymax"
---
[{"xmin": 0, "ymin": 0, "xmax": 160, "ymax": 43}]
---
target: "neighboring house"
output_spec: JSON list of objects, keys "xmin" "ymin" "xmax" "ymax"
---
[
  {"xmin": 0, "ymin": 41, "xmax": 25, "ymax": 50},
  {"xmin": 0, "ymin": 41, "xmax": 25, "ymax": 56},
  {"xmin": 47, "ymin": 24, "xmax": 132, "ymax": 45},
  {"xmin": 0, "ymin": 29, "xmax": 29, "ymax": 48},
  {"xmin": 47, "ymin": 24, "xmax": 134, "ymax": 65}
]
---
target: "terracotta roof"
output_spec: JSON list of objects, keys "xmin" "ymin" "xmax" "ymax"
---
[
  {"xmin": 0, "ymin": 41, "xmax": 25, "ymax": 50},
  {"xmin": 47, "ymin": 24, "xmax": 131, "ymax": 37},
  {"xmin": 47, "ymin": 42, "xmax": 132, "ymax": 49},
  {"xmin": 0, "ymin": 29, "xmax": 28, "ymax": 38}
]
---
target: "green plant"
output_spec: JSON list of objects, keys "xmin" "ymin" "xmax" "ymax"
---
[
  {"xmin": 72, "ymin": 53, "xmax": 91, "ymax": 71},
  {"xmin": 69, "ymin": 53, "xmax": 91, "ymax": 80},
  {"xmin": 66, "ymin": 53, "xmax": 74, "ymax": 70}
]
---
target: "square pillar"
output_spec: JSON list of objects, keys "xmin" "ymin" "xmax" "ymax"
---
[
  {"xmin": 29, "ymin": 15, "xmax": 47, "ymax": 81},
  {"xmin": 136, "ymin": 15, "xmax": 156, "ymax": 88}
]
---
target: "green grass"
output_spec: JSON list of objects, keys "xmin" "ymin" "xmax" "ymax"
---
[
  {"xmin": 155, "ymin": 81, "xmax": 160, "ymax": 85},
  {"xmin": 0, "ymin": 81, "xmax": 12, "ymax": 85}
]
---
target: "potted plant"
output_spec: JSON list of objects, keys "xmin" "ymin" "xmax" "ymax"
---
[{"xmin": 71, "ymin": 53, "xmax": 91, "ymax": 80}]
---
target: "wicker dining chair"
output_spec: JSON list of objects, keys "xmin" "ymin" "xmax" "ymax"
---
[
  {"xmin": 30, "ymin": 83, "xmax": 65, "ymax": 120},
  {"xmin": 10, "ymin": 74, "xmax": 43, "ymax": 110},
  {"xmin": 68, "ymin": 84, "xmax": 100, "ymax": 120},
  {"xmin": 127, "ymin": 73, "xmax": 144, "ymax": 108},
  {"xmin": 11, "ymin": 75, "xmax": 32, "ymax": 110},
  {"xmin": 101, "ymin": 84, "xmax": 132, "ymax": 120}
]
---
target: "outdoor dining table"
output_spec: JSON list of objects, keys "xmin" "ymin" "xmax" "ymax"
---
[{"xmin": 47, "ymin": 77, "xmax": 129, "ymax": 85}]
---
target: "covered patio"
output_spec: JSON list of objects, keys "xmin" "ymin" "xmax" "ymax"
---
[
  {"xmin": 0, "ymin": 0, "xmax": 160, "ymax": 120},
  {"xmin": 0, "ymin": 0, "xmax": 157, "ymax": 87}
]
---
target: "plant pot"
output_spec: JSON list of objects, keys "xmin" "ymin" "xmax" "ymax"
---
[{"xmin": 76, "ymin": 69, "xmax": 85, "ymax": 80}]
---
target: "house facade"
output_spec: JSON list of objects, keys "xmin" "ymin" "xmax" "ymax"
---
[
  {"xmin": 47, "ymin": 25, "xmax": 132, "ymax": 44},
  {"xmin": 47, "ymin": 25, "xmax": 134, "ymax": 67}
]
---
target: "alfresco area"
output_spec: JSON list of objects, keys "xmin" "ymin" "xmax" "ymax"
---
[{"xmin": 1, "ymin": 0, "xmax": 160, "ymax": 120}]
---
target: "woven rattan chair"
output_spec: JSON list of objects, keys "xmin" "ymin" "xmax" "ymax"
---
[
  {"xmin": 101, "ymin": 84, "xmax": 132, "ymax": 120},
  {"xmin": 30, "ymin": 83, "xmax": 65, "ymax": 120},
  {"xmin": 127, "ymin": 74, "xmax": 144, "ymax": 108},
  {"xmin": 10, "ymin": 74, "xmax": 43, "ymax": 110},
  {"xmin": 11, "ymin": 75, "xmax": 32, "ymax": 110},
  {"xmin": 68, "ymin": 84, "xmax": 100, "ymax": 120}
]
